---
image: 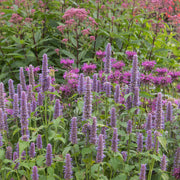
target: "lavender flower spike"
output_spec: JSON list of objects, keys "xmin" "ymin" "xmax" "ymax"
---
[
  {"xmin": 27, "ymin": 85, "xmax": 33, "ymax": 102},
  {"xmin": 130, "ymin": 55, "xmax": 139, "ymax": 94},
  {"xmin": 146, "ymin": 130, "xmax": 152, "ymax": 151},
  {"xmin": 96, "ymin": 134, "xmax": 105, "ymax": 163},
  {"xmin": 77, "ymin": 73, "xmax": 84, "ymax": 95},
  {"xmin": 6, "ymin": 146, "xmax": 12, "ymax": 160},
  {"xmin": 111, "ymin": 128, "xmax": 118, "ymax": 152},
  {"xmin": 37, "ymin": 92, "xmax": 43, "ymax": 106},
  {"xmin": 161, "ymin": 154, "xmax": 167, "ymax": 171},
  {"xmin": 46, "ymin": 144, "xmax": 52, "ymax": 166},
  {"xmin": 97, "ymin": 80, "xmax": 101, "ymax": 93},
  {"xmin": 64, "ymin": 154, "xmax": 73, "ymax": 180},
  {"xmin": 90, "ymin": 117, "xmax": 97, "ymax": 145},
  {"xmin": 173, "ymin": 147, "xmax": 180, "ymax": 169},
  {"xmin": 104, "ymin": 82, "xmax": 111, "ymax": 97},
  {"xmin": 104, "ymin": 43, "xmax": 111, "ymax": 74},
  {"xmin": 125, "ymin": 87, "xmax": 132, "ymax": 110},
  {"xmin": 155, "ymin": 92, "xmax": 163, "ymax": 130},
  {"xmin": 133, "ymin": 86, "xmax": 139, "ymax": 114},
  {"xmin": 137, "ymin": 133, "xmax": 143, "ymax": 152},
  {"xmin": 139, "ymin": 164, "xmax": 146, "ymax": 180},
  {"xmin": 114, "ymin": 84, "xmax": 120, "ymax": 104},
  {"xmin": 20, "ymin": 67, "xmax": 27, "ymax": 91},
  {"xmin": 82, "ymin": 76, "xmax": 92, "ymax": 120},
  {"xmin": 13, "ymin": 152, "xmax": 19, "ymax": 169},
  {"xmin": 8, "ymin": 79, "xmax": 15, "ymax": 100},
  {"xmin": 13, "ymin": 94, "xmax": 19, "ymax": 120},
  {"xmin": 42, "ymin": 54, "xmax": 49, "ymax": 92},
  {"xmin": 70, "ymin": 117, "xmax": 77, "ymax": 144},
  {"xmin": 0, "ymin": 132, "xmax": 3, "ymax": 147},
  {"xmin": 0, "ymin": 108, "xmax": 4, "ymax": 131},
  {"xmin": 17, "ymin": 84, "xmax": 22, "ymax": 102},
  {"xmin": 146, "ymin": 113, "xmax": 152, "ymax": 131},
  {"xmin": 127, "ymin": 120, "xmax": 132, "ymax": 134},
  {"xmin": 110, "ymin": 107, "xmax": 116, "ymax": 128},
  {"xmin": 53, "ymin": 99, "xmax": 63, "ymax": 119},
  {"xmin": 36, "ymin": 134, "xmax": 42, "ymax": 149},
  {"xmin": 0, "ymin": 82, "xmax": 5, "ymax": 110},
  {"xmin": 49, "ymin": 87, "xmax": 55, "ymax": 101},
  {"xmin": 166, "ymin": 101, "xmax": 173, "ymax": 122},
  {"xmin": 92, "ymin": 74, "xmax": 98, "ymax": 92},
  {"xmin": 29, "ymin": 65, "xmax": 35, "ymax": 88},
  {"xmin": 29, "ymin": 142, "xmax": 36, "ymax": 158},
  {"xmin": 32, "ymin": 166, "xmax": 39, "ymax": 180},
  {"xmin": 20, "ymin": 91, "xmax": 28, "ymax": 127}
]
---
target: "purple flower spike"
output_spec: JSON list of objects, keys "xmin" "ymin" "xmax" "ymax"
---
[
  {"xmin": 13, "ymin": 152, "xmax": 19, "ymax": 169},
  {"xmin": 97, "ymin": 80, "xmax": 101, "ymax": 93},
  {"xmin": 130, "ymin": 55, "xmax": 139, "ymax": 94},
  {"xmin": 137, "ymin": 133, "xmax": 143, "ymax": 152},
  {"xmin": 29, "ymin": 65, "xmax": 35, "ymax": 88},
  {"xmin": 46, "ymin": 144, "xmax": 52, "ymax": 166},
  {"xmin": 104, "ymin": 82, "xmax": 111, "ymax": 97},
  {"xmin": 146, "ymin": 130, "xmax": 152, "ymax": 151},
  {"xmin": 37, "ymin": 92, "xmax": 43, "ymax": 106},
  {"xmin": 20, "ymin": 67, "xmax": 27, "ymax": 91},
  {"xmin": 29, "ymin": 142, "xmax": 36, "ymax": 158},
  {"xmin": 121, "ymin": 151, "xmax": 127, "ymax": 162},
  {"xmin": 161, "ymin": 154, "xmax": 167, "ymax": 171},
  {"xmin": 8, "ymin": 79, "xmax": 15, "ymax": 100},
  {"xmin": 27, "ymin": 85, "xmax": 33, "ymax": 102},
  {"xmin": 0, "ymin": 82, "xmax": 5, "ymax": 110},
  {"xmin": 104, "ymin": 43, "xmax": 111, "ymax": 74},
  {"xmin": 21, "ymin": 150, "xmax": 26, "ymax": 160},
  {"xmin": 139, "ymin": 164, "xmax": 146, "ymax": 180},
  {"xmin": 77, "ymin": 73, "xmax": 84, "ymax": 95},
  {"xmin": 166, "ymin": 101, "xmax": 173, "ymax": 122},
  {"xmin": 154, "ymin": 131, "xmax": 161, "ymax": 153},
  {"xmin": 36, "ymin": 134, "xmax": 42, "ymax": 149},
  {"xmin": 114, "ymin": 84, "xmax": 120, "ymax": 104},
  {"xmin": 146, "ymin": 113, "xmax": 152, "ymax": 131},
  {"xmin": 13, "ymin": 94, "xmax": 19, "ymax": 119},
  {"xmin": 110, "ymin": 107, "xmax": 116, "ymax": 128},
  {"xmin": 111, "ymin": 128, "xmax": 118, "ymax": 152},
  {"xmin": 17, "ymin": 84, "xmax": 22, "ymax": 102},
  {"xmin": 49, "ymin": 87, "xmax": 55, "ymax": 101},
  {"xmin": 42, "ymin": 54, "xmax": 49, "ymax": 92},
  {"xmin": 90, "ymin": 117, "xmax": 97, "ymax": 145},
  {"xmin": 173, "ymin": 147, "xmax": 180, "ymax": 169},
  {"xmin": 6, "ymin": 146, "xmax": 12, "ymax": 160},
  {"xmin": 64, "ymin": 154, "xmax": 73, "ymax": 180},
  {"xmin": 0, "ymin": 132, "xmax": 3, "ymax": 147},
  {"xmin": 53, "ymin": 99, "xmax": 63, "ymax": 119},
  {"xmin": 20, "ymin": 91, "xmax": 28, "ymax": 127},
  {"xmin": 125, "ymin": 87, "xmax": 132, "ymax": 110},
  {"xmin": 155, "ymin": 92, "xmax": 163, "ymax": 130},
  {"xmin": 0, "ymin": 108, "xmax": 5, "ymax": 131},
  {"xmin": 92, "ymin": 74, "xmax": 98, "ymax": 92},
  {"xmin": 127, "ymin": 120, "xmax": 132, "ymax": 134},
  {"xmin": 32, "ymin": 166, "xmax": 39, "ymax": 180},
  {"xmin": 82, "ymin": 77, "xmax": 92, "ymax": 120},
  {"xmin": 27, "ymin": 102, "xmax": 32, "ymax": 117},
  {"xmin": 133, "ymin": 86, "xmax": 139, "ymax": 114},
  {"xmin": 70, "ymin": 117, "xmax": 77, "ymax": 144},
  {"xmin": 96, "ymin": 134, "xmax": 105, "ymax": 163}
]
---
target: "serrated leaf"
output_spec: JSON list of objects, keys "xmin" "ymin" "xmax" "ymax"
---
[
  {"xmin": 158, "ymin": 136, "xmax": 167, "ymax": 152},
  {"xmin": 61, "ymin": 49, "xmax": 76, "ymax": 59},
  {"xmin": 19, "ymin": 139, "xmax": 29, "ymax": 158}
]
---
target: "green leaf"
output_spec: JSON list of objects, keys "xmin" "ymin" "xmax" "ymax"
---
[
  {"xmin": 19, "ymin": 139, "xmax": 29, "ymax": 157},
  {"xmin": 112, "ymin": 174, "xmax": 127, "ymax": 180},
  {"xmin": 124, "ymin": 93, "xmax": 133, "ymax": 101},
  {"xmin": 158, "ymin": 136, "xmax": 167, "ymax": 152},
  {"xmin": 62, "ymin": 146, "xmax": 71, "ymax": 157},
  {"xmin": 75, "ymin": 171, "xmax": 86, "ymax": 180},
  {"xmin": 47, "ymin": 167, "xmax": 54, "ymax": 176},
  {"xmin": 61, "ymin": 49, "xmax": 76, "ymax": 59},
  {"xmin": 161, "ymin": 173, "xmax": 169, "ymax": 180},
  {"xmin": 0, "ymin": 149, "xmax": 5, "ymax": 160},
  {"xmin": 81, "ymin": 148, "xmax": 92, "ymax": 157},
  {"xmin": 36, "ymin": 155, "xmax": 45, "ymax": 166}
]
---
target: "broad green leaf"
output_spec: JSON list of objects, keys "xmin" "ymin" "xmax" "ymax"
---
[{"xmin": 158, "ymin": 136, "xmax": 167, "ymax": 152}]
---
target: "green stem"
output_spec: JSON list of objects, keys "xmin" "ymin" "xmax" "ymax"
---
[{"xmin": 127, "ymin": 134, "xmax": 132, "ymax": 163}]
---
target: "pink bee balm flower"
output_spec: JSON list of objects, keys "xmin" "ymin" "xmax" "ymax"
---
[
  {"xmin": 60, "ymin": 59, "xmax": 74, "ymax": 69},
  {"xmin": 96, "ymin": 50, "xmax": 106, "ymax": 59},
  {"xmin": 112, "ymin": 61, "xmax": 125, "ymax": 71},
  {"xmin": 55, "ymin": 49, "xmax": 60, "ymax": 55},
  {"xmin": 82, "ymin": 63, "xmax": 96, "ymax": 74},
  {"xmin": 90, "ymin": 36, "xmax": 95, "ymax": 41},
  {"xmin": 62, "ymin": 38, "xmax": 68, "ymax": 43}
]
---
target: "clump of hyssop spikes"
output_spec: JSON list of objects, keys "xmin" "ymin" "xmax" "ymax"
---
[
  {"xmin": 32, "ymin": 166, "xmax": 39, "ymax": 180},
  {"xmin": 137, "ymin": 133, "xmax": 143, "ymax": 152},
  {"xmin": 82, "ymin": 77, "xmax": 92, "ymax": 120},
  {"xmin": 161, "ymin": 154, "xmax": 167, "ymax": 171},
  {"xmin": 53, "ymin": 99, "xmax": 63, "ymax": 119},
  {"xmin": 70, "ymin": 117, "xmax": 77, "ymax": 144},
  {"xmin": 155, "ymin": 92, "xmax": 163, "ymax": 130},
  {"xmin": 111, "ymin": 128, "xmax": 118, "ymax": 152},
  {"xmin": 20, "ymin": 67, "xmax": 27, "ymax": 91},
  {"xmin": 90, "ymin": 117, "xmax": 97, "ymax": 145},
  {"xmin": 6, "ymin": 146, "xmax": 12, "ymax": 160},
  {"xmin": 64, "ymin": 154, "xmax": 73, "ymax": 180},
  {"xmin": 46, "ymin": 144, "xmax": 52, "ymax": 166},
  {"xmin": 0, "ymin": 82, "xmax": 5, "ymax": 110},
  {"xmin": 110, "ymin": 107, "xmax": 116, "ymax": 128},
  {"xmin": 104, "ymin": 43, "xmax": 112, "ymax": 74},
  {"xmin": 114, "ymin": 84, "xmax": 120, "ymax": 104},
  {"xmin": 166, "ymin": 101, "xmax": 173, "ymax": 122},
  {"xmin": 146, "ymin": 113, "xmax": 152, "ymax": 131},
  {"xmin": 127, "ymin": 120, "xmax": 132, "ymax": 134},
  {"xmin": 96, "ymin": 134, "xmax": 105, "ymax": 163},
  {"xmin": 146, "ymin": 130, "xmax": 152, "ymax": 151},
  {"xmin": 130, "ymin": 55, "xmax": 139, "ymax": 94},
  {"xmin": 36, "ymin": 134, "xmax": 42, "ymax": 149},
  {"xmin": 8, "ymin": 79, "xmax": 15, "ymax": 100},
  {"xmin": 139, "ymin": 164, "xmax": 146, "ymax": 180}
]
